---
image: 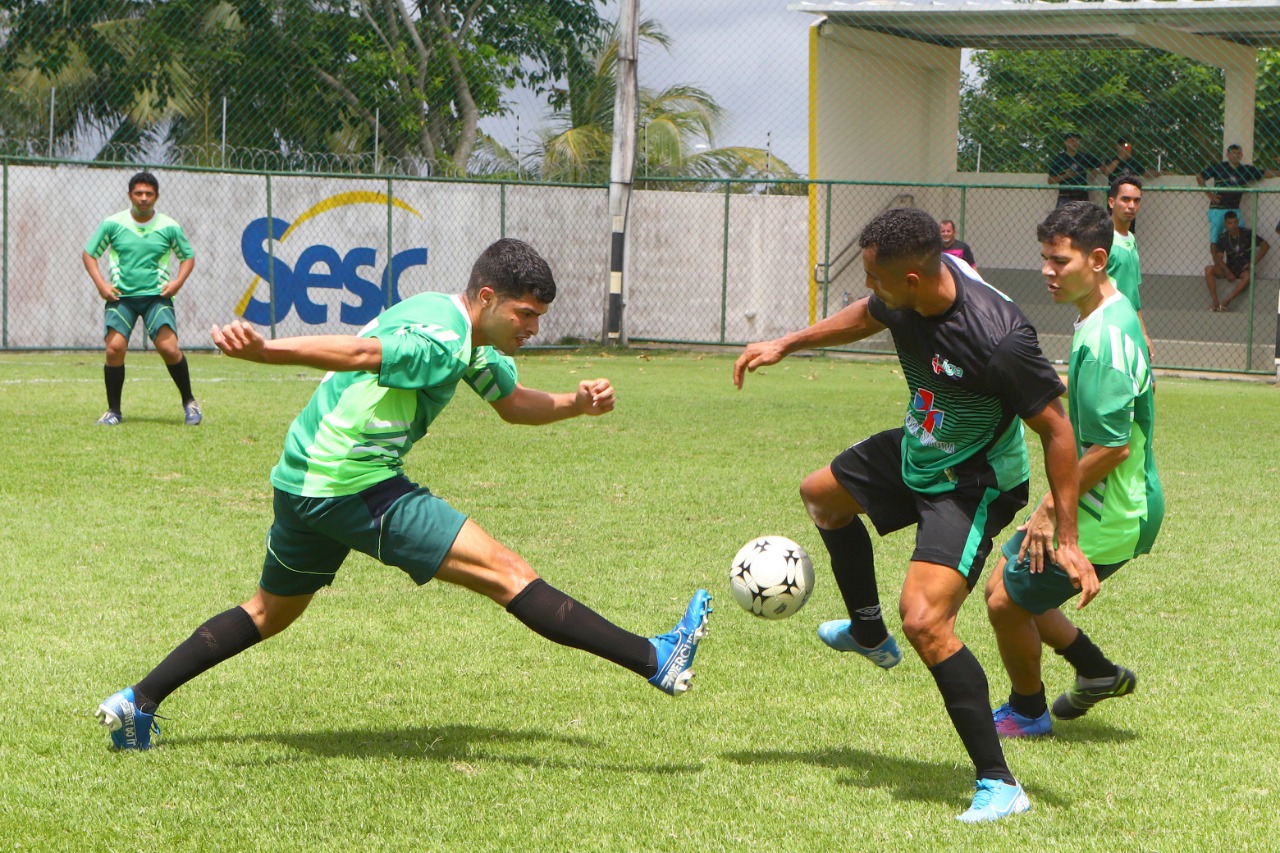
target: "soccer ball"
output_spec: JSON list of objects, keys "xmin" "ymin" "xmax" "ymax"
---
[{"xmin": 729, "ymin": 535, "xmax": 815, "ymax": 620}]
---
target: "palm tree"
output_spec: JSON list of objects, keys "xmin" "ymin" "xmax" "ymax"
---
[{"xmin": 529, "ymin": 18, "xmax": 799, "ymax": 190}]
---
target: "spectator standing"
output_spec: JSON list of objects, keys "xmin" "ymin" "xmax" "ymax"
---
[
  {"xmin": 940, "ymin": 220, "xmax": 978, "ymax": 270},
  {"xmin": 1047, "ymin": 133, "xmax": 1102, "ymax": 207},
  {"xmin": 1196, "ymin": 145, "xmax": 1279, "ymax": 260},
  {"xmin": 1101, "ymin": 138, "xmax": 1162, "ymax": 181}
]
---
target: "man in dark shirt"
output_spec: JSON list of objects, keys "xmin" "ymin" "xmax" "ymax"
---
[
  {"xmin": 1196, "ymin": 145, "xmax": 1279, "ymax": 259},
  {"xmin": 940, "ymin": 219, "xmax": 977, "ymax": 270},
  {"xmin": 1047, "ymin": 133, "xmax": 1102, "ymax": 206},
  {"xmin": 1102, "ymin": 138, "xmax": 1161, "ymax": 181},
  {"xmin": 734, "ymin": 208, "xmax": 1087, "ymax": 824},
  {"xmin": 1204, "ymin": 211, "xmax": 1269, "ymax": 311}
]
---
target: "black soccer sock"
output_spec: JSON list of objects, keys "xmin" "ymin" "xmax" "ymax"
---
[
  {"xmin": 929, "ymin": 645, "xmax": 1015, "ymax": 784},
  {"xmin": 506, "ymin": 579, "xmax": 656, "ymax": 677},
  {"xmin": 1055, "ymin": 629, "xmax": 1116, "ymax": 680},
  {"xmin": 104, "ymin": 364, "xmax": 125, "ymax": 414},
  {"xmin": 132, "ymin": 606, "xmax": 263, "ymax": 713},
  {"xmin": 1008, "ymin": 684, "xmax": 1048, "ymax": 719},
  {"xmin": 817, "ymin": 519, "xmax": 886, "ymax": 648},
  {"xmin": 165, "ymin": 355, "xmax": 195, "ymax": 404}
]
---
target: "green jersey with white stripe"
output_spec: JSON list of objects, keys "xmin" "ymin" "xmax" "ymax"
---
[
  {"xmin": 1106, "ymin": 229, "xmax": 1142, "ymax": 310},
  {"xmin": 1068, "ymin": 291, "xmax": 1163, "ymax": 564},
  {"xmin": 271, "ymin": 292, "xmax": 518, "ymax": 497},
  {"xmin": 84, "ymin": 210, "xmax": 194, "ymax": 297}
]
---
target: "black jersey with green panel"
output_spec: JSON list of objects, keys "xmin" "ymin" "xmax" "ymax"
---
[
  {"xmin": 270, "ymin": 292, "xmax": 518, "ymax": 498},
  {"xmin": 867, "ymin": 256, "xmax": 1065, "ymax": 495}
]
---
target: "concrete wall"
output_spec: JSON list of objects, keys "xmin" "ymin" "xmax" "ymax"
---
[{"xmin": 0, "ymin": 164, "xmax": 809, "ymax": 349}]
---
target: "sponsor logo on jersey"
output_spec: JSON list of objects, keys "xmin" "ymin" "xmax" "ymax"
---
[
  {"xmin": 236, "ymin": 192, "xmax": 428, "ymax": 327},
  {"xmin": 906, "ymin": 387, "xmax": 957, "ymax": 454},
  {"xmin": 932, "ymin": 354, "xmax": 964, "ymax": 378}
]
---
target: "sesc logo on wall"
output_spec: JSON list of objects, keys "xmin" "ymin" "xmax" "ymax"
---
[{"xmin": 235, "ymin": 190, "xmax": 429, "ymax": 333}]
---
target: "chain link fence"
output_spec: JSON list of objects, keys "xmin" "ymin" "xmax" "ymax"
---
[
  {"xmin": 1, "ymin": 157, "xmax": 1274, "ymax": 373},
  {"xmin": 3, "ymin": 2, "xmax": 1280, "ymax": 373}
]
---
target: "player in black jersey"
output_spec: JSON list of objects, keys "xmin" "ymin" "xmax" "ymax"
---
[{"xmin": 734, "ymin": 207, "xmax": 1088, "ymax": 824}]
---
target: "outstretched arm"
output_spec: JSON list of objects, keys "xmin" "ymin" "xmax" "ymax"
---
[
  {"xmin": 211, "ymin": 319, "xmax": 382, "ymax": 372},
  {"xmin": 490, "ymin": 378, "xmax": 615, "ymax": 425},
  {"xmin": 733, "ymin": 296, "xmax": 885, "ymax": 388},
  {"xmin": 1022, "ymin": 399, "xmax": 1097, "ymax": 607}
]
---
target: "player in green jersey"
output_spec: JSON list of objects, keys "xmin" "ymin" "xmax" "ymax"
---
[
  {"xmin": 1105, "ymin": 175, "xmax": 1153, "ymax": 358},
  {"xmin": 986, "ymin": 201, "xmax": 1163, "ymax": 738},
  {"xmin": 96, "ymin": 238, "xmax": 711, "ymax": 750},
  {"xmin": 82, "ymin": 172, "xmax": 200, "ymax": 426}
]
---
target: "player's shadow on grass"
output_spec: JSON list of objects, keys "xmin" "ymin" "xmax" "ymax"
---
[
  {"xmin": 1040, "ymin": 721, "xmax": 1140, "ymax": 745},
  {"xmin": 725, "ymin": 747, "xmax": 1079, "ymax": 809},
  {"xmin": 180, "ymin": 723, "xmax": 703, "ymax": 775},
  {"xmin": 724, "ymin": 747, "xmax": 975, "ymax": 805}
]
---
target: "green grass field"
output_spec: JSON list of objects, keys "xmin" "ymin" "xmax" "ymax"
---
[{"xmin": 1, "ymin": 350, "xmax": 1278, "ymax": 851}]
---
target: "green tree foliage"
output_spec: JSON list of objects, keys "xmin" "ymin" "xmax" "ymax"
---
[
  {"xmin": 0, "ymin": 0, "xmax": 603, "ymax": 174},
  {"xmin": 959, "ymin": 47, "xmax": 1280, "ymax": 176},
  {"xmin": 524, "ymin": 17, "xmax": 799, "ymax": 191}
]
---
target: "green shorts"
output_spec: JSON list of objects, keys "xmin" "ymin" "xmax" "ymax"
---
[
  {"xmin": 1000, "ymin": 529, "xmax": 1126, "ymax": 615},
  {"xmin": 261, "ymin": 476, "xmax": 468, "ymax": 597},
  {"xmin": 104, "ymin": 295, "xmax": 177, "ymax": 341}
]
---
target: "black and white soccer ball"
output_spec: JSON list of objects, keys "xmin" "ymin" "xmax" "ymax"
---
[{"xmin": 729, "ymin": 535, "xmax": 815, "ymax": 620}]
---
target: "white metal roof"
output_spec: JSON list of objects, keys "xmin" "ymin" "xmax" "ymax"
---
[{"xmin": 790, "ymin": 0, "xmax": 1280, "ymax": 49}]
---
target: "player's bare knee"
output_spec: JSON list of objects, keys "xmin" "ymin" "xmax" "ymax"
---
[
  {"xmin": 799, "ymin": 480, "xmax": 847, "ymax": 529},
  {"xmin": 900, "ymin": 610, "xmax": 950, "ymax": 652},
  {"xmin": 491, "ymin": 550, "xmax": 538, "ymax": 602}
]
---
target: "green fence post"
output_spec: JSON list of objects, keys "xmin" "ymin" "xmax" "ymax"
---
[
  {"xmin": 2, "ymin": 161, "xmax": 7, "ymax": 349},
  {"xmin": 386, "ymin": 176, "xmax": 395, "ymax": 308},
  {"xmin": 719, "ymin": 180, "xmax": 731, "ymax": 343},
  {"xmin": 822, "ymin": 182, "xmax": 833, "ymax": 318},
  {"xmin": 1246, "ymin": 189, "xmax": 1258, "ymax": 371},
  {"xmin": 266, "ymin": 174, "xmax": 277, "ymax": 339},
  {"xmin": 959, "ymin": 185, "xmax": 968, "ymax": 240},
  {"xmin": 500, "ymin": 182, "xmax": 507, "ymax": 238}
]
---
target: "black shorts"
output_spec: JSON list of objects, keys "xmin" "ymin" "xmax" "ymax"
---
[{"xmin": 830, "ymin": 428, "xmax": 1029, "ymax": 588}]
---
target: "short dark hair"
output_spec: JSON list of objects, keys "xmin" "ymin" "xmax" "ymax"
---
[
  {"xmin": 1037, "ymin": 201, "xmax": 1112, "ymax": 257},
  {"xmin": 1108, "ymin": 174, "xmax": 1143, "ymax": 199},
  {"xmin": 1224, "ymin": 211, "xmax": 1240, "ymax": 221},
  {"xmin": 1227, "ymin": 144, "xmax": 1243, "ymax": 153},
  {"xmin": 1063, "ymin": 132, "xmax": 1081, "ymax": 142},
  {"xmin": 128, "ymin": 171, "xmax": 158, "ymax": 193},
  {"xmin": 858, "ymin": 207, "xmax": 942, "ymax": 267},
  {"xmin": 466, "ymin": 238, "xmax": 556, "ymax": 303},
  {"xmin": 939, "ymin": 219, "xmax": 957, "ymax": 229}
]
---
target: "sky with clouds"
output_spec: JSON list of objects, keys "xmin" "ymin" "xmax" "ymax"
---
[{"xmin": 482, "ymin": 0, "xmax": 814, "ymax": 175}]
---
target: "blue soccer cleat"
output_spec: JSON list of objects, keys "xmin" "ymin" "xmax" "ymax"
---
[
  {"xmin": 817, "ymin": 620, "xmax": 902, "ymax": 669},
  {"xmin": 648, "ymin": 589, "xmax": 712, "ymax": 695},
  {"xmin": 96, "ymin": 687, "xmax": 159, "ymax": 750},
  {"xmin": 96, "ymin": 410, "xmax": 122, "ymax": 426},
  {"xmin": 183, "ymin": 399, "xmax": 203, "ymax": 426},
  {"xmin": 956, "ymin": 778, "xmax": 1032, "ymax": 823},
  {"xmin": 993, "ymin": 703, "xmax": 1052, "ymax": 738}
]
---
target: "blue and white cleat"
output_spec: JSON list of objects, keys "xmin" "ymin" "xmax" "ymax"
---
[
  {"xmin": 96, "ymin": 687, "xmax": 159, "ymax": 750},
  {"xmin": 183, "ymin": 399, "xmax": 203, "ymax": 426},
  {"xmin": 648, "ymin": 589, "xmax": 712, "ymax": 695},
  {"xmin": 993, "ymin": 703, "xmax": 1052, "ymax": 738},
  {"xmin": 956, "ymin": 778, "xmax": 1031, "ymax": 823},
  {"xmin": 817, "ymin": 620, "xmax": 902, "ymax": 669},
  {"xmin": 96, "ymin": 410, "xmax": 122, "ymax": 426}
]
